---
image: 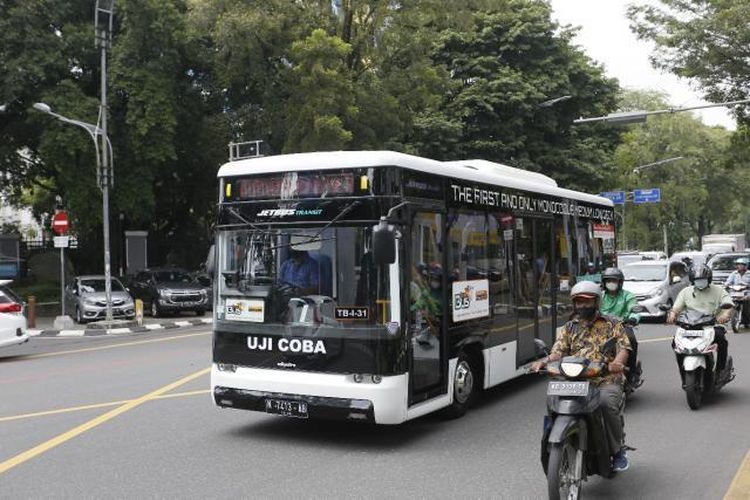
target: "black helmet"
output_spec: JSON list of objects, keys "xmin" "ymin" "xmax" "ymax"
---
[
  {"xmin": 689, "ymin": 264, "xmax": 712, "ymax": 285},
  {"xmin": 601, "ymin": 267, "xmax": 624, "ymax": 292},
  {"xmin": 602, "ymin": 267, "xmax": 624, "ymax": 282}
]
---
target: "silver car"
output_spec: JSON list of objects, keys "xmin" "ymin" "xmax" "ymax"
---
[
  {"xmin": 622, "ymin": 260, "xmax": 690, "ymax": 319},
  {"xmin": 64, "ymin": 275, "xmax": 135, "ymax": 323}
]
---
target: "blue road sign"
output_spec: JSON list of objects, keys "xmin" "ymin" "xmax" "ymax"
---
[
  {"xmin": 599, "ymin": 191, "xmax": 625, "ymax": 205},
  {"xmin": 633, "ymin": 188, "xmax": 661, "ymax": 204}
]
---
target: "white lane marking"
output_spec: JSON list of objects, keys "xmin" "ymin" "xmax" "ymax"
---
[
  {"xmin": 58, "ymin": 330, "xmax": 86, "ymax": 337},
  {"xmin": 145, "ymin": 324, "xmax": 164, "ymax": 330},
  {"xmin": 107, "ymin": 328, "xmax": 133, "ymax": 334},
  {"xmin": 174, "ymin": 320, "xmax": 191, "ymax": 327}
]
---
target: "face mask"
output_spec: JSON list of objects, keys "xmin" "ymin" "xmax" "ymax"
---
[
  {"xmin": 605, "ymin": 282, "xmax": 619, "ymax": 292},
  {"xmin": 430, "ymin": 280, "xmax": 440, "ymax": 290},
  {"xmin": 575, "ymin": 305, "xmax": 597, "ymax": 321},
  {"xmin": 694, "ymin": 279, "xmax": 709, "ymax": 290}
]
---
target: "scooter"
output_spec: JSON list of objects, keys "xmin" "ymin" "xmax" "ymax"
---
[
  {"xmin": 670, "ymin": 309, "xmax": 735, "ymax": 410},
  {"xmin": 534, "ymin": 337, "xmax": 620, "ymax": 500},
  {"xmin": 622, "ymin": 319, "xmax": 643, "ymax": 395},
  {"xmin": 726, "ymin": 284, "xmax": 748, "ymax": 333}
]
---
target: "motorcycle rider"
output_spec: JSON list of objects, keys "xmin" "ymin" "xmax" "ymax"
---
[
  {"xmin": 531, "ymin": 281, "xmax": 632, "ymax": 471},
  {"xmin": 600, "ymin": 267, "xmax": 641, "ymax": 385},
  {"xmin": 724, "ymin": 257, "xmax": 750, "ymax": 327},
  {"xmin": 667, "ymin": 264, "xmax": 733, "ymax": 379}
]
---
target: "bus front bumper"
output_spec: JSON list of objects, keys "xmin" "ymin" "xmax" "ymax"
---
[{"xmin": 211, "ymin": 364, "xmax": 408, "ymax": 424}]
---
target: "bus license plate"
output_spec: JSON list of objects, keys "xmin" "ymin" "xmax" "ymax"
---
[
  {"xmin": 547, "ymin": 381, "xmax": 589, "ymax": 397},
  {"xmin": 265, "ymin": 399, "xmax": 309, "ymax": 418}
]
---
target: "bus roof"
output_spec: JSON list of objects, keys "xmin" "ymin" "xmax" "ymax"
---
[{"xmin": 217, "ymin": 150, "xmax": 612, "ymax": 206}]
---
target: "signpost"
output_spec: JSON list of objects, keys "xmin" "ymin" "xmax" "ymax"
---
[
  {"xmin": 599, "ymin": 191, "xmax": 625, "ymax": 205},
  {"xmin": 633, "ymin": 188, "xmax": 661, "ymax": 204},
  {"xmin": 52, "ymin": 211, "xmax": 69, "ymax": 316}
]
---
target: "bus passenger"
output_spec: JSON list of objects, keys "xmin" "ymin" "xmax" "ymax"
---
[{"xmin": 279, "ymin": 249, "xmax": 319, "ymax": 295}]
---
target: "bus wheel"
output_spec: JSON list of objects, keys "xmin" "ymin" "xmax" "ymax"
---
[{"xmin": 442, "ymin": 351, "xmax": 478, "ymax": 419}]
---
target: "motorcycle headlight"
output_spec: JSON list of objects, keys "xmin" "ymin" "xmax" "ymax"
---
[{"xmin": 560, "ymin": 362, "xmax": 585, "ymax": 377}]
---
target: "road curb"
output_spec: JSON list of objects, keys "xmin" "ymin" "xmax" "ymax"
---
[{"xmin": 27, "ymin": 318, "xmax": 213, "ymax": 337}]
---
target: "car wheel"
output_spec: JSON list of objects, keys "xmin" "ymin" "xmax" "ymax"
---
[
  {"xmin": 75, "ymin": 307, "xmax": 86, "ymax": 324},
  {"xmin": 151, "ymin": 300, "xmax": 161, "ymax": 318}
]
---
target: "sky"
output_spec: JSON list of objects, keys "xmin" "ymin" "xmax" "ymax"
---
[{"xmin": 549, "ymin": 0, "xmax": 736, "ymax": 130}]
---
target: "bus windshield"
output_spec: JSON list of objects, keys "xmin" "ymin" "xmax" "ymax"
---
[{"xmin": 216, "ymin": 226, "xmax": 397, "ymax": 327}]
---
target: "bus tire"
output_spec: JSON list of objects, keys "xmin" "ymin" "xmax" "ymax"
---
[{"xmin": 442, "ymin": 350, "xmax": 479, "ymax": 419}]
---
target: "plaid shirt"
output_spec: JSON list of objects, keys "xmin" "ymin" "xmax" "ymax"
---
[{"xmin": 551, "ymin": 314, "xmax": 632, "ymax": 386}]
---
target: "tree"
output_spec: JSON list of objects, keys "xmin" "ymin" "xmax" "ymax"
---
[
  {"xmin": 611, "ymin": 90, "xmax": 741, "ymax": 251},
  {"xmin": 627, "ymin": 0, "xmax": 750, "ymax": 121}
]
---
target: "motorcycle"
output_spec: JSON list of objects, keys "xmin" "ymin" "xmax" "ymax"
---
[
  {"xmin": 534, "ymin": 337, "xmax": 620, "ymax": 500},
  {"xmin": 622, "ymin": 319, "xmax": 643, "ymax": 395},
  {"xmin": 669, "ymin": 309, "xmax": 735, "ymax": 410},
  {"xmin": 726, "ymin": 284, "xmax": 748, "ymax": 333}
]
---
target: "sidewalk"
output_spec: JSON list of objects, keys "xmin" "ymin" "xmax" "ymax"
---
[{"xmin": 28, "ymin": 315, "xmax": 213, "ymax": 337}]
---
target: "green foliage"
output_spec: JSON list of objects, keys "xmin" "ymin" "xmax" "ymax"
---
[
  {"xmin": 627, "ymin": 0, "xmax": 750, "ymax": 116},
  {"xmin": 611, "ymin": 90, "xmax": 745, "ymax": 251}
]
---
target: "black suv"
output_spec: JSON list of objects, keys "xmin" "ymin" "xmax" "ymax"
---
[{"xmin": 129, "ymin": 268, "xmax": 208, "ymax": 317}]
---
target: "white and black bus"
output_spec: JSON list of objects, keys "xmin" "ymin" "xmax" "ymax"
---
[{"xmin": 211, "ymin": 151, "xmax": 615, "ymax": 424}]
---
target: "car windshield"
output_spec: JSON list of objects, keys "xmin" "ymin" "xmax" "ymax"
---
[
  {"xmin": 216, "ymin": 226, "xmax": 396, "ymax": 327},
  {"xmin": 80, "ymin": 279, "xmax": 125, "ymax": 293},
  {"xmin": 617, "ymin": 255, "xmax": 643, "ymax": 268},
  {"xmin": 623, "ymin": 264, "xmax": 666, "ymax": 281},
  {"xmin": 154, "ymin": 271, "xmax": 192, "ymax": 283},
  {"xmin": 710, "ymin": 255, "xmax": 748, "ymax": 271}
]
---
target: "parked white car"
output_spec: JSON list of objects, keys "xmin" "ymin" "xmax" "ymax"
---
[
  {"xmin": 622, "ymin": 260, "xmax": 690, "ymax": 319},
  {"xmin": 0, "ymin": 280, "xmax": 29, "ymax": 349}
]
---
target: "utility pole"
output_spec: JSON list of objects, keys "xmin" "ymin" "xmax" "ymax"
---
[{"xmin": 96, "ymin": 0, "xmax": 115, "ymax": 322}]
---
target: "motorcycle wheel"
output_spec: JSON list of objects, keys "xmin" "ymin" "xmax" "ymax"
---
[
  {"xmin": 731, "ymin": 308, "xmax": 739, "ymax": 333},
  {"xmin": 685, "ymin": 370, "xmax": 703, "ymax": 410},
  {"xmin": 547, "ymin": 439, "xmax": 583, "ymax": 500}
]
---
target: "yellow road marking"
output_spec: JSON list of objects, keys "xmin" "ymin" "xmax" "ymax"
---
[
  {"xmin": 0, "ymin": 389, "xmax": 211, "ymax": 423},
  {"xmin": 725, "ymin": 450, "xmax": 750, "ymax": 499},
  {"xmin": 0, "ymin": 367, "xmax": 210, "ymax": 475},
  {"xmin": 13, "ymin": 331, "xmax": 210, "ymax": 360}
]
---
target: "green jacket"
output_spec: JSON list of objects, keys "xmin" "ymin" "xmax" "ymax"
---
[{"xmin": 600, "ymin": 289, "xmax": 640, "ymax": 324}]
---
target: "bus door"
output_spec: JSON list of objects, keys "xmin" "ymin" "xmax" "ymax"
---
[
  {"xmin": 515, "ymin": 217, "xmax": 556, "ymax": 364},
  {"xmin": 407, "ymin": 210, "xmax": 446, "ymax": 401},
  {"xmin": 534, "ymin": 218, "xmax": 556, "ymax": 347}
]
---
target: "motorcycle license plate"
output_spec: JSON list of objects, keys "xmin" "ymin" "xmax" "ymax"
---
[
  {"xmin": 265, "ymin": 399, "xmax": 309, "ymax": 418},
  {"xmin": 547, "ymin": 381, "xmax": 589, "ymax": 397}
]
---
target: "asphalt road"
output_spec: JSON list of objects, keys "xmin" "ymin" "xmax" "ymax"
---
[{"xmin": 1, "ymin": 322, "xmax": 749, "ymax": 498}]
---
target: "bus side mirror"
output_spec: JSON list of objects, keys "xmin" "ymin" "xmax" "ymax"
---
[
  {"xmin": 372, "ymin": 220, "xmax": 396, "ymax": 265},
  {"xmin": 206, "ymin": 244, "xmax": 216, "ymax": 278}
]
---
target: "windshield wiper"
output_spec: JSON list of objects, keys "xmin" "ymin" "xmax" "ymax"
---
[
  {"xmin": 225, "ymin": 206, "xmax": 271, "ymax": 233},
  {"xmin": 305, "ymin": 200, "xmax": 362, "ymax": 243}
]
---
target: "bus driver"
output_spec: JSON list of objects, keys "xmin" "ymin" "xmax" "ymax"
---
[{"xmin": 279, "ymin": 249, "xmax": 319, "ymax": 295}]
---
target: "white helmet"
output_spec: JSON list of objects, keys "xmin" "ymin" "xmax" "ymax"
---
[{"xmin": 570, "ymin": 281, "xmax": 602, "ymax": 300}]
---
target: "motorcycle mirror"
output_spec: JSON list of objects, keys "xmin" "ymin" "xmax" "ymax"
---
[
  {"xmin": 600, "ymin": 337, "xmax": 617, "ymax": 357},
  {"xmin": 534, "ymin": 338, "xmax": 550, "ymax": 356}
]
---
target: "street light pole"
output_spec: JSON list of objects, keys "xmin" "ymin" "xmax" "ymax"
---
[
  {"xmin": 96, "ymin": 0, "xmax": 115, "ymax": 322},
  {"xmin": 574, "ymin": 98, "xmax": 750, "ymax": 125}
]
